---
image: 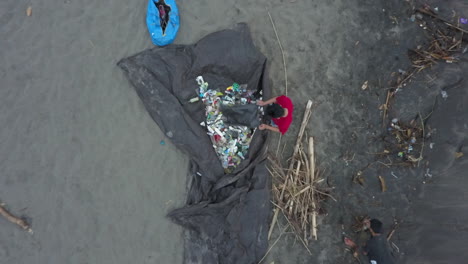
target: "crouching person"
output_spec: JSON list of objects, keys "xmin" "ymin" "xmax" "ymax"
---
[{"xmin": 257, "ymin": 95, "xmax": 293, "ymax": 135}]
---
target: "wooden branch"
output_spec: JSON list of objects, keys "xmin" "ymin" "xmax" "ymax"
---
[
  {"xmin": 378, "ymin": 176, "xmax": 387, "ymax": 192},
  {"xmin": 0, "ymin": 203, "xmax": 32, "ymax": 234},
  {"xmin": 267, "ymin": 11, "xmax": 288, "ymax": 96},
  {"xmin": 387, "ymin": 221, "xmax": 399, "ymax": 241},
  {"xmin": 382, "ymin": 90, "xmax": 391, "ymax": 127},
  {"xmin": 418, "ymin": 113, "xmax": 425, "ymax": 167},
  {"xmin": 309, "ymin": 137, "xmax": 318, "ymax": 240},
  {"xmin": 288, "ymin": 100, "xmax": 313, "ymax": 178}
]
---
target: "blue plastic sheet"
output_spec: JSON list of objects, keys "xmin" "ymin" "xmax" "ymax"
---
[{"xmin": 146, "ymin": 0, "xmax": 180, "ymax": 46}]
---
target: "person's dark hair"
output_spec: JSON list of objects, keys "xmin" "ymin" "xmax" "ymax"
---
[
  {"xmin": 266, "ymin": 103, "xmax": 285, "ymax": 118},
  {"xmin": 370, "ymin": 219, "xmax": 383, "ymax": 234}
]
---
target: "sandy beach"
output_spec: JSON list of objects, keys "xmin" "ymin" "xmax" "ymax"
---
[
  {"xmin": 1, "ymin": 0, "xmax": 467, "ymax": 263},
  {"xmin": 1, "ymin": 0, "xmax": 186, "ymax": 263}
]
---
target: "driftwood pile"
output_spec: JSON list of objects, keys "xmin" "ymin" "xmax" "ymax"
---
[{"xmin": 267, "ymin": 100, "xmax": 334, "ymax": 251}]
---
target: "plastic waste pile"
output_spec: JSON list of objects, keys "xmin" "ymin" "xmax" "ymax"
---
[{"xmin": 193, "ymin": 76, "xmax": 261, "ymax": 172}]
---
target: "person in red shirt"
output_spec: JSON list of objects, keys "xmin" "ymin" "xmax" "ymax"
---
[{"xmin": 257, "ymin": 95, "xmax": 294, "ymax": 135}]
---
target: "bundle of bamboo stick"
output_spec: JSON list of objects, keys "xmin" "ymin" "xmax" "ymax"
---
[{"xmin": 268, "ymin": 100, "xmax": 334, "ymax": 247}]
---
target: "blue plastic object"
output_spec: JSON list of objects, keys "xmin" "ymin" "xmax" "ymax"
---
[{"xmin": 146, "ymin": 0, "xmax": 180, "ymax": 46}]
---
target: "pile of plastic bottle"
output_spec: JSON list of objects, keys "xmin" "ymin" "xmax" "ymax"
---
[{"xmin": 194, "ymin": 76, "xmax": 261, "ymax": 173}]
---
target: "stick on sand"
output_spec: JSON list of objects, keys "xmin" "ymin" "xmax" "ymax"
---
[
  {"xmin": 288, "ymin": 100, "xmax": 313, "ymax": 177},
  {"xmin": 309, "ymin": 137, "xmax": 317, "ymax": 240},
  {"xmin": 267, "ymin": 10, "xmax": 288, "ymax": 96},
  {"xmin": 0, "ymin": 203, "xmax": 32, "ymax": 234}
]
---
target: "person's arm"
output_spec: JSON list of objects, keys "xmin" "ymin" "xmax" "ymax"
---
[
  {"xmin": 257, "ymin": 97, "xmax": 277, "ymax": 106},
  {"xmin": 259, "ymin": 124, "xmax": 280, "ymax": 133}
]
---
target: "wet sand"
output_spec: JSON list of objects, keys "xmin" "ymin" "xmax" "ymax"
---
[
  {"xmin": 1, "ymin": 0, "xmax": 467, "ymax": 263},
  {"xmin": 0, "ymin": 1, "xmax": 186, "ymax": 263}
]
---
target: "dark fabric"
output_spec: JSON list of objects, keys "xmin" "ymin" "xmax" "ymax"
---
[
  {"xmin": 364, "ymin": 235, "xmax": 395, "ymax": 264},
  {"xmin": 155, "ymin": 1, "xmax": 171, "ymax": 32},
  {"xmin": 117, "ymin": 24, "xmax": 271, "ymax": 264},
  {"xmin": 221, "ymin": 104, "xmax": 260, "ymax": 128}
]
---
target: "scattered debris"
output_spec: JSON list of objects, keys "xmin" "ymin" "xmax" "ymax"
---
[
  {"xmin": 0, "ymin": 202, "xmax": 32, "ymax": 234},
  {"xmin": 386, "ymin": 7, "xmax": 468, "ymax": 93},
  {"xmin": 461, "ymin": 18, "xmax": 468, "ymax": 24},
  {"xmin": 160, "ymin": 140, "xmax": 165, "ymax": 145},
  {"xmin": 361, "ymin": 80, "xmax": 369, "ymax": 90},
  {"xmin": 455, "ymin": 152, "xmax": 464, "ymax": 159},
  {"xmin": 382, "ymin": 90, "xmax": 392, "ymax": 127},
  {"xmin": 353, "ymin": 170, "xmax": 365, "ymax": 185},
  {"xmin": 342, "ymin": 151, "xmax": 355, "ymax": 166},
  {"xmin": 378, "ymin": 176, "xmax": 387, "ymax": 192},
  {"xmin": 383, "ymin": 117, "xmax": 424, "ymax": 166},
  {"xmin": 441, "ymin": 90, "xmax": 448, "ymax": 99},
  {"xmin": 26, "ymin": 6, "xmax": 32, "ymax": 17},
  {"xmin": 424, "ymin": 168, "xmax": 433, "ymax": 178},
  {"xmin": 391, "ymin": 242, "xmax": 400, "ymax": 253}
]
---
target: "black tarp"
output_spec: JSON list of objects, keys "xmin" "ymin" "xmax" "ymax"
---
[{"xmin": 118, "ymin": 24, "xmax": 271, "ymax": 264}]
